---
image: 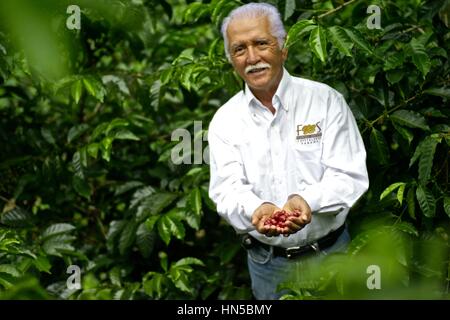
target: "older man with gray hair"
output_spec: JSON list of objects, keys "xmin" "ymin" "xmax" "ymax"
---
[{"xmin": 208, "ymin": 2, "xmax": 369, "ymax": 300}]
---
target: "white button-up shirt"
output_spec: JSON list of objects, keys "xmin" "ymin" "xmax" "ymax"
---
[{"xmin": 208, "ymin": 68, "xmax": 369, "ymax": 248}]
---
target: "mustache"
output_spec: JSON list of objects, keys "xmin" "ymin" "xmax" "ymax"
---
[{"xmin": 245, "ymin": 63, "xmax": 271, "ymax": 74}]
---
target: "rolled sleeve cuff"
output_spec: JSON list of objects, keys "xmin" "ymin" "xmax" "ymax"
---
[
  {"xmin": 296, "ymin": 189, "xmax": 321, "ymax": 213},
  {"xmin": 242, "ymin": 193, "xmax": 266, "ymax": 222}
]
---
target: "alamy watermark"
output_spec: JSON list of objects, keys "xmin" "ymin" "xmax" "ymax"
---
[
  {"xmin": 66, "ymin": 264, "xmax": 82, "ymax": 290},
  {"xmin": 171, "ymin": 121, "xmax": 209, "ymax": 165},
  {"xmin": 366, "ymin": 264, "xmax": 381, "ymax": 290},
  {"xmin": 367, "ymin": 5, "xmax": 382, "ymax": 30},
  {"xmin": 66, "ymin": 5, "xmax": 81, "ymax": 30}
]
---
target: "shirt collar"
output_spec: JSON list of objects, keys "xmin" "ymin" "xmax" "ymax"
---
[{"xmin": 243, "ymin": 67, "xmax": 291, "ymax": 112}]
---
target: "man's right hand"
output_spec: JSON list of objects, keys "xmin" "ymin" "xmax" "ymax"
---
[{"xmin": 251, "ymin": 202, "xmax": 285, "ymax": 236}]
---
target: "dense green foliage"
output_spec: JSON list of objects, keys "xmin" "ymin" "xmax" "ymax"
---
[{"xmin": 0, "ymin": 0, "xmax": 448, "ymax": 299}]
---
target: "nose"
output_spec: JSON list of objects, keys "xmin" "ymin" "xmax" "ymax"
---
[{"xmin": 246, "ymin": 46, "xmax": 260, "ymax": 65}]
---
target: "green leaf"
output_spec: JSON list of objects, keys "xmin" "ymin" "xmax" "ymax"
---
[
  {"xmin": 42, "ymin": 236, "xmax": 75, "ymax": 257},
  {"xmin": 0, "ymin": 264, "xmax": 21, "ymax": 277},
  {"xmin": 397, "ymin": 183, "xmax": 406, "ymax": 205},
  {"xmin": 67, "ymin": 124, "xmax": 89, "ymax": 144},
  {"xmin": 444, "ymin": 197, "xmax": 450, "ymax": 218},
  {"xmin": 180, "ymin": 65, "xmax": 193, "ymax": 91},
  {"xmin": 420, "ymin": 107, "xmax": 447, "ymax": 118},
  {"xmin": 391, "ymin": 110, "xmax": 430, "ymax": 131},
  {"xmin": 173, "ymin": 257, "xmax": 205, "ymax": 268},
  {"xmin": 189, "ymin": 188, "xmax": 202, "ymax": 216},
  {"xmin": 417, "ymin": 137, "xmax": 439, "ymax": 183},
  {"xmin": 109, "ymin": 267, "xmax": 121, "ymax": 287},
  {"xmin": 392, "ymin": 121, "xmax": 413, "ymax": 145},
  {"xmin": 327, "ymin": 26, "xmax": 353, "ymax": 57},
  {"xmin": 416, "ymin": 184, "xmax": 436, "ymax": 218},
  {"xmin": 285, "ymin": 19, "xmax": 316, "ymax": 48},
  {"xmin": 90, "ymin": 123, "xmax": 109, "ymax": 142},
  {"xmin": 130, "ymin": 186, "xmax": 156, "ymax": 209},
  {"xmin": 344, "ymin": 29, "xmax": 372, "ymax": 54},
  {"xmin": 71, "ymin": 80, "xmax": 82, "ymax": 104},
  {"xmin": 185, "ymin": 212, "xmax": 201, "ymax": 230},
  {"xmin": 143, "ymin": 273, "xmax": 166, "ymax": 298},
  {"xmin": 160, "ymin": 68, "xmax": 173, "ymax": 85},
  {"xmin": 370, "ymin": 128, "xmax": 389, "ymax": 165},
  {"xmin": 112, "ymin": 129, "xmax": 140, "ymax": 141},
  {"xmin": 0, "ymin": 207, "xmax": 32, "ymax": 228},
  {"xmin": 87, "ymin": 143, "xmax": 99, "ymax": 159},
  {"xmin": 136, "ymin": 192, "xmax": 177, "ymax": 221},
  {"xmin": 82, "ymin": 77, "xmax": 106, "ymax": 102},
  {"xmin": 408, "ymin": 38, "xmax": 431, "ymax": 77},
  {"xmin": 72, "ymin": 175, "xmax": 92, "ymax": 200},
  {"xmin": 33, "ymin": 255, "xmax": 52, "ymax": 273},
  {"xmin": 157, "ymin": 217, "xmax": 171, "ymax": 246},
  {"xmin": 386, "ymin": 69, "xmax": 404, "ymax": 84},
  {"xmin": 106, "ymin": 118, "xmax": 129, "ymax": 136},
  {"xmin": 384, "ymin": 52, "xmax": 405, "ymax": 71},
  {"xmin": 118, "ymin": 220, "xmax": 138, "ymax": 255},
  {"xmin": 409, "ymin": 136, "xmax": 440, "ymax": 183},
  {"xmin": 72, "ymin": 151, "xmax": 83, "ymax": 177},
  {"xmin": 79, "ymin": 146, "xmax": 88, "ymax": 167},
  {"xmin": 422, "ymin": 87, "xmax": 450, "ymax": 98},
  {"xmin": 183, "ymin": 2, "xmax": 208, "ymax": 23},
  {"xmin": 284, "ymin": 0, "xmax": 296, "ymax": 20},
  {"xmin": 395, "ymin": 221, "xmax": 419, "ymax": 237},
  {"xmin": 41, "ymin": 128, "xmax": 56, "ymax": 145},
  {"xmin": 100, "ymin": 137, "xmax": 114, "ymax": 162},
  {"xmin": 309, "ymin": 26, "xmax": 327, "ymax": 63},
  {"xmin": 157, "ymin": 215, "xmax": 185, "ymax": 245},
  {"xmin": 407, "ymin": 187, "xmax": 416, "ymax": 220},
  {"xmin": 380, "ymin": 182, "xmax": 405, "ymax": 202},
  {"xmin": 145, "ymin": 215, "xmax": 159, "ymax": 232},
  {"xmin": 114, "ymin": 181, "xmax": 144, "ymax": 196},
  {"xmin": 174, "ymin": 48, "xmax": 195, "ymax": 64},
  {"xmin": 136, "ymin": 222, "xmax": 155, "ymax": 259},
  {"xmin": 41, "ymin": 223, "xmax": 75, "ymax": 241},
  {"xmin": 172, "ymin": 272, "xmax": 191, "ymax": 293},
  {"xmin": 106, "ymin": 220, "xmax": 126, "ymax": 252}
]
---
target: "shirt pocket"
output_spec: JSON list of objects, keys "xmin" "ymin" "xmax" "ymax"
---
[
  {"xmin": 290, "ymin": 139, "xmax": 322, "ymax": 162},
  {"xmin": 287, "ymin": 138, "xmax": 324, "ymax": 186}
]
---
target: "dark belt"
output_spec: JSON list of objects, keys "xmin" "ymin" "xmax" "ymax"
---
[{"xmin": 242, "ymin": 224, "xmax": 346, "ymax": 259}]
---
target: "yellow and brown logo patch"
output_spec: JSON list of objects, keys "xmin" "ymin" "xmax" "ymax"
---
[{"xmin": 296, "ymin": 122, "xmax": 322, "ymax": 144}]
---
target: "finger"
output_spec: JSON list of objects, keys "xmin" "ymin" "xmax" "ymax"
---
[
  {"xmin": 285, "ymin": 220, "xmax": 302, "ymax": 232},
  {"xmin": 300, "ymin": 212, "xmax": 311, "ymax": 224}
]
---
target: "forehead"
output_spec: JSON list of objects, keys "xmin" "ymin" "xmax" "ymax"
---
[{"xmin": 226, "ymin": 15, "xmax": 274, "ymax": 45}]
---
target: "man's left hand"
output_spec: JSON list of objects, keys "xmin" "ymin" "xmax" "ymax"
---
[{"xmin": 281, "ymin": 194, "xmax": 312, "ymax": 235}]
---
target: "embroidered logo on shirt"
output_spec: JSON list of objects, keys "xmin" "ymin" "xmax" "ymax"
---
[{"xmin": 296, "ymin": 122, "xmax": 322, "ymax": 144}]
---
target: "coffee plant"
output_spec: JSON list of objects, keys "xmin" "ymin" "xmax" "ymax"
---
[{"xmin": 0, "ymin": 0, "xmax": 448, "ymax": 299}]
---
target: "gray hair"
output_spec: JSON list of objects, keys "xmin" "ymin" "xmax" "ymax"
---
[{"xmin": 221, "ymin": 3, "xmax": 287, "ymax": 61}]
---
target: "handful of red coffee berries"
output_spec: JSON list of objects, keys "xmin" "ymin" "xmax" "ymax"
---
[{"xmin": 264, "ymin": 209, "xmax": 301, "ymax": 228}]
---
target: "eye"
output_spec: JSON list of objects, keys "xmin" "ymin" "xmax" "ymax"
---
[
  {"xmin": 233, "ymin": 46, "xmax": 245, "ymax": 56},
  {"xmin": 257, "ymin": 40, "xmax": 269, "ymax": 46}
]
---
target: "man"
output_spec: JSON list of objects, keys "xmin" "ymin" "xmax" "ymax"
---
[{"xmin": 208, "ymin": 3, "xmax": 369, "ymax": 300}]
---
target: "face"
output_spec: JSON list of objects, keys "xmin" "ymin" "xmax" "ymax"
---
[{"xmin": 226, "ymin": 15, "xmax": 287, "ymax": 97}]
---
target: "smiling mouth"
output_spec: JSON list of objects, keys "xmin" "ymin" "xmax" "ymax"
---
[{"xmin": 247, "ymin": 67, "xmax": 268, "ymax": 74}]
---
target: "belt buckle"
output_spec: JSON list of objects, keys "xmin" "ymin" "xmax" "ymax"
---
[
  {"xmin": 285, "ymin": 246, "xmax": 301, "ymax": 259},
  {"xmin": 309, "ymin": 241, "xmax": 320, "ymax": 253}
]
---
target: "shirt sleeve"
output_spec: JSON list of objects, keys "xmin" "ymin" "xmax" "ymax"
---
[
  {"xmin": 208, "ymin": 120, "xmax": 267, "ymax": 234},
  {"xmin": 295, "ymin": 93, "xmax": 369, "ymax": 214}
]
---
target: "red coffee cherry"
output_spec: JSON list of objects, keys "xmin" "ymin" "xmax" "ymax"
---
[{"xmin": 264, "ymin": 209, "xmax": 301, "ymax": 228}]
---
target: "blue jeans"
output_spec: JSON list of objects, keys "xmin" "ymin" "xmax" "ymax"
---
[{"xmin": 247, "ymin": 227, "xmax": 351, "ymax": 300}]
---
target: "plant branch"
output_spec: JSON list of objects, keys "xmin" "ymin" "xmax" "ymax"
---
[
  {"xmin": 361, "ymin": 94, "xmax": 420, "ymax": 134},
  {"xmin": 318, "ymin": 0, "xmax": 358, "ymax": 19}
]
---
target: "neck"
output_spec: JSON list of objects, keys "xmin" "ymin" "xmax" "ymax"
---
[{"xmin": 249, "ymin": 70, "xmax": 283, "ymax": 115}]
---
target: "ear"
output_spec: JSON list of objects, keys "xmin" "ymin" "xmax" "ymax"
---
[{"xmin": 281, "ymin": 47, "xmax": 288, "ymax": 62}]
